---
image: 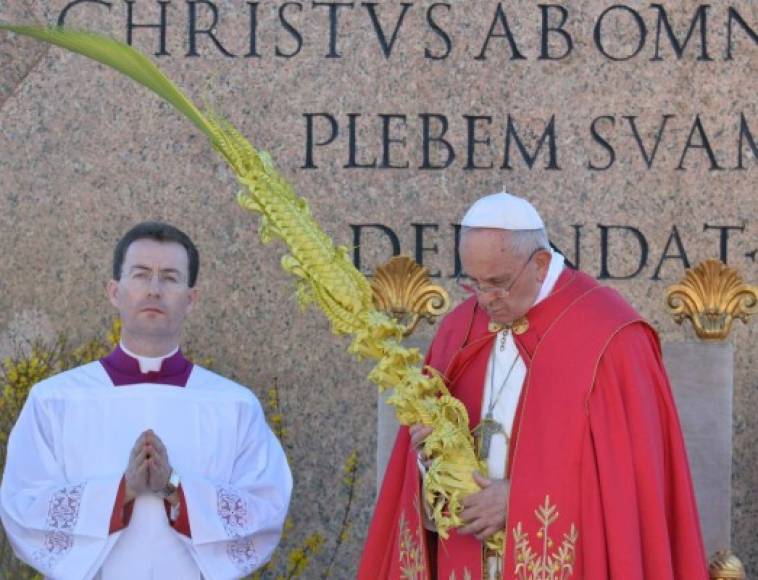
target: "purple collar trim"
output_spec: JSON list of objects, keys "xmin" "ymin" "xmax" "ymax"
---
[{"xmin": 100, "ymin": 345, "xmax": 193, "ymax": 387}]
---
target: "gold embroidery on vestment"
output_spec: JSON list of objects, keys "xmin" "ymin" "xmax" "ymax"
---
[
  {"xmin": 513, "ymin": 496, "xmax": 578, "ymax": 580},
  {"xmin": 488, "ymin": 317, "xmax": 529, "ymax": 335},
  {"xmin": 448, "ymin": 567, "xmax": 473, "ymax": 580},
  {"xmin": 399, "ymin": 508, "xmax": 426, "ymax": 579}
]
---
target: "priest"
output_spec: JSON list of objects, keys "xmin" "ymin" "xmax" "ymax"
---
[
  {"xmin": 0, "ymin": 222, "xmax": 292, "ymax": 579},
  {"xmin": 359, "ymin": 193, "xmax": 707, "ymax": 579}
]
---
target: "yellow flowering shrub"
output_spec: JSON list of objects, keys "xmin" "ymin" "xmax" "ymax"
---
[
  {"xmin": 0, "ymin": 324, "xmax": 120, "ymax": 579},
  {"xmin": 249, "ymin": 385, "xmax": 358, "ymax": 580}
]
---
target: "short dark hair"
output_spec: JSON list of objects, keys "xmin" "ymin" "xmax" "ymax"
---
[{"xmin": 113, "ymin": 222, "xmax": 199, "ymax": 287}]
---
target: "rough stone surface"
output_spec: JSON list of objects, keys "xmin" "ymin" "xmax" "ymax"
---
[
  {"xmin": 0, "ymin": 1, "xmax": 756, "ymax": 576},
  {"xmin": 0, "ymin": 1, "xmax": 46, "ymax": 109}
]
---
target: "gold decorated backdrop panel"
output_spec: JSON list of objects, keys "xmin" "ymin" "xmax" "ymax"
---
[{"xmin": 0, "ymin": 1, "xmax": 756, "ymax": 576}]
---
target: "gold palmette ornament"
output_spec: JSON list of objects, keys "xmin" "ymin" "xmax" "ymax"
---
[
  {"xmin": 0, "ymin": 25, "xmax": 503, "ymax": 552},
  {"xmin": 666, "ymin": 259, "xmax": 758, "ymax": 340},
  {"xmin": 371, "ymin": 256, "xmax": 451, "ymax": 336},
  {"xmin": 708, "ymin": 550, "xmax": 746, "ymax": 580}
]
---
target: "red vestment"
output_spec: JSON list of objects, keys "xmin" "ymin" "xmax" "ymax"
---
[{"xmin": 359, "ymin": 270, "xmax": 707, "ymax": 580}]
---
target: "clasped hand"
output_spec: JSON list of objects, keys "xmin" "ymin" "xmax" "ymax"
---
[
  {"xmin": 124, "ymin": 429, "xmax": 172, "ymax": 502},
  {"xmin": 410, "ymin": 423, "xmax": 509, "ymax": 542}
]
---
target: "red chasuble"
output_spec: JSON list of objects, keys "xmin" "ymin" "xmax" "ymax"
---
[{"xmin": 359, "ymin": 270, "xmax": 707, "ymax": 580}]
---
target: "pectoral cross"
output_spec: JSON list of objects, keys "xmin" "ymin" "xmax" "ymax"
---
[{"xmin": 474, "ymin": 413, "xmax": 508, "ymax": 460}]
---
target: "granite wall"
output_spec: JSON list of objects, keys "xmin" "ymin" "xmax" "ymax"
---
[{"xmin": 0, "ymin": 0, "xmax": 756, "ymax": 576}]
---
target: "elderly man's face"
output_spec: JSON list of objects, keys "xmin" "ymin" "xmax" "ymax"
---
[
  {"xmin": 460, "ymin": 229, "xmax": 551, "ymax": 325},
  {"xmin": 107, "ymin": 239, "xmax": 197, "ymax": 347}
]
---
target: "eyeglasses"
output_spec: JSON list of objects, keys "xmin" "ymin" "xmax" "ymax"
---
[
  {"xmin": 457, "ymin": 248, "xmax": 542, "ymax": 297},
  {"xmin": 125, "ymin": 268, "xmax": 187, "ymax": 288}
]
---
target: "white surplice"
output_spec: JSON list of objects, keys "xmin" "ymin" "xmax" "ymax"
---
[{"xmin": 0, "ymin": 362, "xmax": 292, "ymax": 580}]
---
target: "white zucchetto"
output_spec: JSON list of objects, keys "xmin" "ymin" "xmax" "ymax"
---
[{"xmin": 461, "ymin": 192, "xmax": 545, "ymax": 231}]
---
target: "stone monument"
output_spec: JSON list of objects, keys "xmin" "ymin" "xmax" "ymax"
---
[{"xmin": 1, "ymin": 1, "xmax": 755, "ymax": 576}]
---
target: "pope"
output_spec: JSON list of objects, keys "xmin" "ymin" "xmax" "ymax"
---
[{"xmin": 359, "ymin": 192, "xmax": 707, "ymax": 579}]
